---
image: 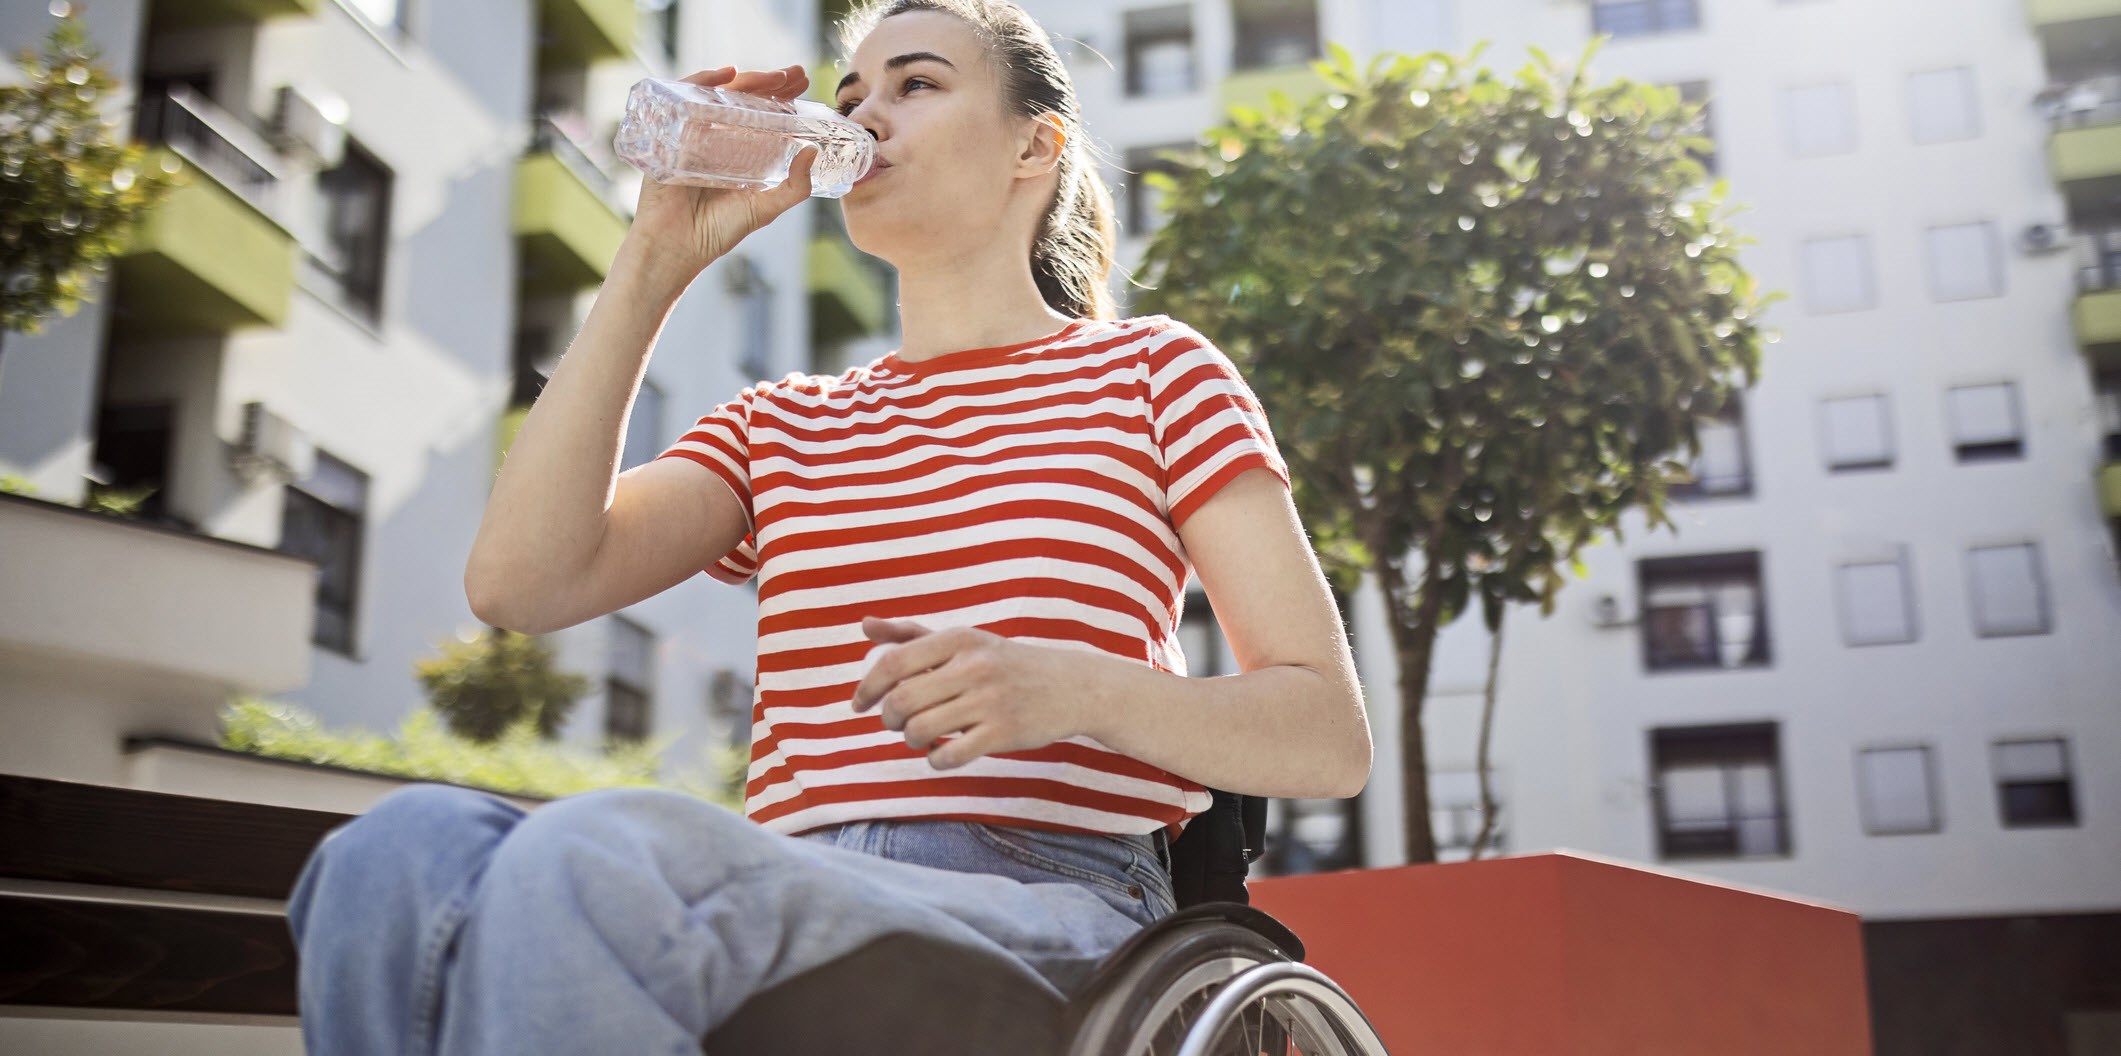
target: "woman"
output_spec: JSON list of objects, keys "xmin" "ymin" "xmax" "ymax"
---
[{"xmin": 286, "ymin": 1, "xmax": 1370, "ymax": 1052}]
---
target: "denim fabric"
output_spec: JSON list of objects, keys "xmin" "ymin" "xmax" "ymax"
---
[{"xmin": 285, "ymin": 782, "xmax": 1176, "ymax": 1056}]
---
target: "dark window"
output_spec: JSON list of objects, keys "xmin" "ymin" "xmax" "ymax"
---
[
  {"xmin": 90, "ymin": 402, "xmax": 175, "ymax": 525},
  {"xmin": 280, "ymin": 451, "xmax": 368, "ymax": 656},
  {"xmin": 1677, "ymin": 80, "xmax": 1718, "ymax": 177},
  {"xmin": 1231, "ymin": 0, "xmax": 1319, "ymax": 71},
  {"xmin": 1260, "ymin": 796, "xmax": 1364, "ymax": 876},
  {"xmin": 607, "ymin": 616, "xmax": 655, "ymax": 744},
  {"xmin": 1993, "ymin": 738, "xmax": 2078, "ymax": 828},
  {"xmin": 512, "ymin": 324, "xmax": 556, "ymax": 407},
  {"xmin": 1124, "ymin": 5, "xmax": 1195, "ymax": 98},
  {"xmin": 2097, "ymin": 371, "xmax": 2121, "ymax": 460},
  {"xmin": 1123, "ymin": 143, "xmax": 1191, "ymax": 239},
  {"xmin": 1593, "ymin": 0, "xmax": 1701, "ymax": 37},
  {"xmin": 1669, "ymin": 392, "xmax": 1752, "ymax": 500},
  {"xmin": 1651, "ymin": 722, "xmax": 1789, "ymax": 859},
  {"xmin": 1638, "ymin": 551, "xmax": 1771, "ymax": 671},
  {"xmin": 315, "ymin": 139, "xmax": 394, "ymax": 324}
]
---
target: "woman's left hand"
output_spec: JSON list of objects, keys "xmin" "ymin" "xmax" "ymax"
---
[{"xmin": 850, "ymin": 616, "xmax": 1090, "ymax": 770}]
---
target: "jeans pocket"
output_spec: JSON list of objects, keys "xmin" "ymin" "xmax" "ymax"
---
[{"xmin": 967, "ymin": 824, "xmax": 1151, "ymax": 904}]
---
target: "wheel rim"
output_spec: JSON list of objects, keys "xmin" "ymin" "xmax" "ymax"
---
[{"xmin": 1118, "ymin": 952, "xmax": 1273, "ymax": 1055}]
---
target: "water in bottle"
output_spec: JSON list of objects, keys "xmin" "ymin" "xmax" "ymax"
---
[{"xmin": 613, "ymin": 77, "xmax": 875, "ymax": 199}]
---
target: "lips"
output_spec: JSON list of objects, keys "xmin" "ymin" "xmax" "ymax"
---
[{"xmin": 855, "ymin": 158, "xmax": 893, "ymax": 188}]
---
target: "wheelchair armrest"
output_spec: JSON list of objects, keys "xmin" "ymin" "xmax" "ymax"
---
[{"xmin": 702, "ymin": 931, "xmax": 1066, "ymax": 1056}]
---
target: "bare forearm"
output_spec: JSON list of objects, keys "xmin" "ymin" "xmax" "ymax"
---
[
  {"xmin": 464, "ymin": 238, "xmax": 700, "ymax": 619},
  {"xmin": 1074, "ymin": 655, "xmax": 1372, "ymax": 800}
]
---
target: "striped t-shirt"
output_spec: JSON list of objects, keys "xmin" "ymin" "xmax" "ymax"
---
[{"xmin": 655, "ymin": 313, "xmax": 1292, "ymax": 837}]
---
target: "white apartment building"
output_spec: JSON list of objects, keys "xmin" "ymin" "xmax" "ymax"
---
[
  {"xmin": 1028, "ymin": 0, "xmax": 2121, "ymax": 1050},
  {"xmin": 0, "ymin": 0, "xmax": 877, "ymax": 800}
]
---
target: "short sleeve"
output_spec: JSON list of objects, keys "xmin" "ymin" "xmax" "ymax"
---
[
  {"xmin": 1143, "ymin": 320, "xmax": 1292, "ymax": 530},
  {"xmin": 655, "ymin": 383, "xmax": 765, "ymax": 585}
]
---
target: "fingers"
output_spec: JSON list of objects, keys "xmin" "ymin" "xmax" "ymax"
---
[
  {"xmin": 901, "ymin": 699, "xmax": 979, "ymax": 752},
  {"xmin": 680, "ymin": 64, "xmax": 809, "ymax": 100}
]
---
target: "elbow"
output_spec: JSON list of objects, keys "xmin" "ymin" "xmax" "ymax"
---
[
  {"xmin": 1328, "ymin": 713, "xmax": 1373, "ymax": 799},
  {"xmin": 464, "ymin": 562, "xmax": 543, "ymax": 636}
]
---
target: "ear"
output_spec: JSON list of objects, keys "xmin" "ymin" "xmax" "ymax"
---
[{"xmin": 1014, "ymin": 111, "xmax": 1067, "ymax": 178}]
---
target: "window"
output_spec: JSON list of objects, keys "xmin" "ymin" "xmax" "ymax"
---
[
  {"xmin": 2098, "ymin": 371, "xmax": 2121, "ymax": 460},
  {"xmin": 1671, "ymin": 393, "xmax": 1751, "ymax": 499},
  {"xmin": 1650, "ymin": 723, "xmax": 1789, "ymax": 859},
  {"xmin": 1858, "ymin": 746, "xmax": 1940, "ymax": 835},
  {"xmin": 1926, "ymin": 222, "xmax": 2004, "ymax": 302},
  {"xmin": 314, "ymin": 139, "xmax": 393, "ymax": 323},
  {"xmin": 622, "ymin": 378, "xmax": 665, "ymax": 471},
  {"xmin": 1837, "ymin": 552, "xmax": 1918, "ymax": 646},
  {"xmin": 1124, "ymin": 6, "xmax": 1195, "ymax": 98},
  {"xmin": 1232, "ymin": 0, "xmax": 1319, "ymax": 71},
  {"xmin": 1908, "ymin": 67, "xmax": 1979, "ymax": 145},
  {"xmin": 1992, "ymin": 738, "xmax": 2077, "ymax": 827},
  {"xmin": 1176, "ymin": 588, "xmax": 1223, "ymax": 676},
  {"xmin": 1430, "ymin": 767, "xmax": 1506, "ymax": 863},
  {"xmin": 1820, "ymin": 394, "xmax": 1894, "ymax": 471},
  {"xmin": 91, "ymin": 402, "xmax": 176, "ymax": 526},
  {"xmin": 280, "ymin": 450, "xmax": 368, "ymax": 656},
  {"xmin": 1123, "ymin": 143, "xmax": 1191, "ymax": 239},
  {"xmin": 1639, "ymin": 551, "xmax": 1771, "ymax": 671},
  {"xmin": 1261, "ymin": 796, "xmax": 1363, "ymax": 875},
  {"xmin": 1967, "ymin": 543, "xmax": 2050, "ymax": 637},
  {"xmin": 1675, "ymin": 80, "xmax": 1717, "ymax": 177},
  {"xmin": 607, "ymin": 616, "xmax": 655, "ymax": 743},
  {"xmin": 1783, "ymin": 82, "xmax": 1857, "ymax": 158},
  {"xmin": 641, "ymin": 0, "xmax": 680, "ymax": 64},
  {"xmin": 1947, "ymin": 381, "xmax": 2024, "ymax": 462},
  {"xmin": 1800, "ymin": 235, "xmax": 1875, "ymax": 314},
  {"xmin": 1592, "ymin": 0, "xmax": 1700, "ymax": 37}
]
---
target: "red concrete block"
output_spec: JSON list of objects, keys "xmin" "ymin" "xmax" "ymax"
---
[{"xmin": 1248, "ymin": 850, "xmax": 1873, "ymax": 1055}]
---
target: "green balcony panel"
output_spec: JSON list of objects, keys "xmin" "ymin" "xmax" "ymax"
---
[
  {"xmin": 2102, "ymin": 461, "xmax": 2121, "ymax": 519},
  {"xmin": 1219, "ymin": 64, "xmax": 1331, "ymax": 117},
  {"xmin": 2026, "ymin": 0, "xmax": 2121, "ymax": 27},
  {"xmin": 153, "ymin": 0, "xmax": 319, "ymax": 29},
  {"xmin": 2051, "ymin": 123, "xmax": 2121, "ymax": 185},
  {"xmin": 809, "ymin": 232, "xmax": 888, "ymax": 343},
  {"xmin": 514, "ymin": 152, "xmax": 629, "ymax": 294},
  {"xmin": 116, "ymin": 153, "xmax": 295, "ymax": 336},
  {"xmin": 537, "ymin": 0, "xmax": 636, "ymax": 68},
  {"xmin": 2074, "ymin": 289, "xmax": 2121, "ymax": 369}
]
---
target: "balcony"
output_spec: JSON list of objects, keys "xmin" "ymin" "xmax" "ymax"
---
[
  {"xmin": 535, "ymin": 0, "xmax": 635, "ymax": 68},
  {"xmin": 151, "ymin": 0, "xmax": 319, "ymax": 29},
  {"xmin": 115, "ymin": 87, "xmax": 296, "ymax": 336},
  {"xmin": 2102, "ymin": 461, "xmax": 2121, "ymax": 518},
  {"xmin": 514, "ymin": 119, "xmax": 629, "ymax": 294},
  {"xmin": 2027, "ymin": 0, "xmax": 2121, "ymax": 27},
  {"xmin": 2045, "ymin": 73, "xmax": 2121, "ymax": 189},
  {"xmin": 809, "ymin": 223, "xmax": 888, "ymax": 344},
  {"xmin": 1218, "ymin": 64, "xmax": 1330, "ymax": 117},
  {"xmin": 2071, "ymin": 227, "xmax": 2121, "ymax": 367}
]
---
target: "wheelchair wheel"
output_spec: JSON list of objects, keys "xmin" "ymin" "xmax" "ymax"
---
[
  {"xmin": 1067, "ymin": 919, "xmax": 1336, "ymax": 1056},
  {"xmin": 1172, "ymin": 960, "xmax": 1390, "ymax": 1056}
]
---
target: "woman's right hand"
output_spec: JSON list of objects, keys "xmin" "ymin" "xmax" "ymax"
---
[{"xmin": 626, "ymin": 64, "xmax": 821, "ymax": 278}]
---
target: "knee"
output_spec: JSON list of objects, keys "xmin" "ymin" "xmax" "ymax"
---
[
  {"xmin": 315, "ymin": 782, "xmax": 520, "ymax": 868},
  {"xmin": 485, "ymin": 787, "xmax": 765, "ymax": 881}
]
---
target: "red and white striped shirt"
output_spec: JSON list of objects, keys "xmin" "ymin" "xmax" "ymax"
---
[{"xmin": 655, "ymin": 314, "xmax": 1291, "ymax": 837}]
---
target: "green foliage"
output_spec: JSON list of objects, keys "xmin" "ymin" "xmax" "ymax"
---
[
  {"xmin": 0, "ymin": 11, "xmax": 177, "ymax": 335},
  {"xmin": 82, "ymin": 480, "xmax": 154, "ymax": 517},
  {"xmin": 0, "ymin": 473, "xmax": 36, "ymax": 495},
  {"xmin": 414, "ymin": 628, "xmax": 594, "ymax": 742},
  {"xmin": 1137, "ymin": 38, "xmax": 1779, "ymax": 634},
  {"xmin": 217, "ymin": 695, "xmax": 747, "ymax": 807}
]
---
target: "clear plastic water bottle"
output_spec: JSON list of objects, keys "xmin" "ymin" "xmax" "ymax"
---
[{"xmin": 613, "ymin": 77, "xmax": 875, "ymax": 199}]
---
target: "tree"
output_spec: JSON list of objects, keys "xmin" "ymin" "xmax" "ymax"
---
[
  {"xmin": 1136, "ymin": 39, "xmax": 1778, "ymax": 864},
  {"xmin": 0, "ymin": 8, "xmax": 176, "ymax": 377},
  {"xmin": 414, "ymin": 628, "xmax": 594, "ymax": 743}
]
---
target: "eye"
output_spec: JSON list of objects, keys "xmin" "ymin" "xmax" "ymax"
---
[
  {"xmin": 902, "ymin": 76, "xmax": 933, "ymax": 94},
  {"xmin": 835, "ymin": 97, "xmax": 859, "ymax": 116}
]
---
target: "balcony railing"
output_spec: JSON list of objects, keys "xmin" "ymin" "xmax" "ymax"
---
[
  {"xmin": 2074, "ymin": 226, "xmax": 2121, "ymax": 292},
  {"xmin": 2038, "ymin": 73, "xmax": 2121, "ymax": 130},
  {"xmin": 530, "ymin": 115, "xmax": 616, "ymax": 201},
  {"xmin": 136, "ymin": 84, "xmax": 283, "ymax": 220}
]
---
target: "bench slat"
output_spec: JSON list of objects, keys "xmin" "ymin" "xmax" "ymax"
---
[
  {"xmin": 0, "ymin": 773, "xmax": 351, "ymax": 900},
  {"xmin": 0, "ymin": 894, "xmax": 297, "ymax": 1016}
]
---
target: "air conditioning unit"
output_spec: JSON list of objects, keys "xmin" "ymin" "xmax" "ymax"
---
[
  {"xmin": 2019, "ymin": 222, "xmax": 2072, "ymax": 255},
  {"xmin": 270, "ymin": 84, "xmax": 349, "ymax": 168},
  {"xmin": 1592, "ymin": 593, "xmax": 1636, "ymax": 628},
  {"xmin": 231, "ymin": 401, "xmax": 316, "ymax": 484}
]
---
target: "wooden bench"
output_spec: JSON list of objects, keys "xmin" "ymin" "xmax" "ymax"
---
[{"xmin": 0, "ymin": 771, "xmax": 351, "ymax": 1018}]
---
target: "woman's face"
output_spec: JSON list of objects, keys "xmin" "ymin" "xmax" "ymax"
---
[{"xmin": 833, "ymin": 11, "xmax": 1059, "ymax": 267}]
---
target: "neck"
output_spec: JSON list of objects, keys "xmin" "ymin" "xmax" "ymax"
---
[{"xmin": 889, "ymin": 236, "xmax": 1076, "ymax": 362}]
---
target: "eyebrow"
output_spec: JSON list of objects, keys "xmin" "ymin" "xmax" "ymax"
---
[{"xmin": 836, "ymin": 52, "xmax": 957, "ymax": 96}]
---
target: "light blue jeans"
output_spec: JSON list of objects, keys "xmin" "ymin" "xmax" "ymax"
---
[{"xmin": 285, "ymin": 781, "xmax": 1177, "ymax": 1055}]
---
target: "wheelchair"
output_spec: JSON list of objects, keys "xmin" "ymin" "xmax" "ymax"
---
[{"xmin": 705, "ymin": 793, "xmax": 1392, "ymax": 1055}]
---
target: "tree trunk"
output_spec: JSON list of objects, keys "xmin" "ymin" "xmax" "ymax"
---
[
  {"xmin": 1383, "ymin": 529, "xmax": 1450, "ymax": 865},
  {"xmin": 1469, "ymin": 616, "xmax": 1505, "ymax": 859}
]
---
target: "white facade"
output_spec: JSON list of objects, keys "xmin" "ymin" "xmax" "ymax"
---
[
  {"xmin": 0, "ymin": 0, "xmax": 825, "ymax": 792},
  {"xmin": 1030, "ymin": 0, "xmax": 2121, "ymax": 921}
]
